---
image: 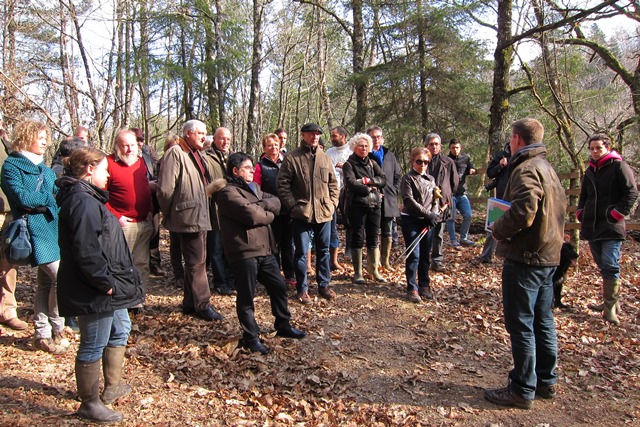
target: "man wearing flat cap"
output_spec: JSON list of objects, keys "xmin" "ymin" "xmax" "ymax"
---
[{"xmin": 277, "ymin": 123, "xmax": 340, "ymax": 304}]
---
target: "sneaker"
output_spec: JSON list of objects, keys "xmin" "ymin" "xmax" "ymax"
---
[
  {"xmin": 484, "ymin": 385, "xmax": 532, "ymax": 409},
  {"xmin": 52, "ymin": 330, "xmax": 71, "ymax": 348},
  {"xmin": 318, "ymin": 286, "xmax": 336, "ymax": 300},
  {"xmin": 536, "ymin": 385, "xmax": 556, "ymax": 399},
  {"xmin": 297, "ymin": 291, "xmax": 313, "ymax": 305},
  {"xmin": 33, "ymin": 338, "xmax": 68, "ymax": 355},
  {"xmin": 407, "ymin": 290, "xmax": 422, "ymax": 303},
  {"xmin": 449, "ymin": 242, "xmax": 463, "ymax": 251},
  {"xmin": 430, "ymin": 262, "xmax": 446, "ymax": 273},
  {"xmin": 460, "ymin": 239, "xmax": 477, "ymax": 247},
  {"xmin": 1, "ymin": 317, "xmax": 28, "ymax": 330}
]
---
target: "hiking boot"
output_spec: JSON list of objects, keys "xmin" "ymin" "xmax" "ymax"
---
[
  {"xmin": 536, "ymin": 385, "xmax": 556, "ymax": 400},
  {"xmin": 285, "ymin": 278, "xmax": 297, "ymax": 288},
  {"xmin": 318, "ymin": 286, "xmax": 336, "ymax": 300},
  {"xmin": 430, "ymin": 262, "xmax": 446, "ymax": 273},
  {"xmin": 407, "ymin": 290, "xmax": 422, "ymax": 303},
  {"xmin": 450, "ymin": 242, "xmax": 463, "ymax": 251},
  {"xmin": 418, "ymin": 286, "xmax": 433, "ymax": 300},
  {"xmin": 53, "ymin": 330, "xmax": 71, "ymax": 348},
  {"xmin": 484, "ymin": 385, "xmax": 532, "ymax": 409},
  {"xmin": 1, "ymin": 317, "xmax": 28, "ymax": 330},
  {"xmin": 33, "ymin": 338, "xmax": 68, "ymax": 355},
  {"xmin": 296, "ymin": 291, "xmax": 312, "ymax": 305}
]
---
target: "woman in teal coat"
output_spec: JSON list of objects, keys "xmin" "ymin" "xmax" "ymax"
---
[{"xmin": 1, "ymin": 120, "xmax": 67, "ymax": 354}]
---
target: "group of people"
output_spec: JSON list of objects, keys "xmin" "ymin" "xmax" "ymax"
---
[{"xmin": 0, "ymin": 116, "xmax": 637, "ymax": 421}]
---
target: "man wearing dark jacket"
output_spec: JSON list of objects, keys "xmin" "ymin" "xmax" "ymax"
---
[
  {"xmin": 366, "ymin": 126, "xmax": 402, "ymax": 270},
  {"xmin": 425, "ymin": 133, "xmax": 458, "ymax": 272},
  {"xmin": 446, "ymin": 138, "xmax": 477, "ymax": 248},
  {"xmin": 484, "ymin": 118, "xmax": 566, "ymax": 410}
]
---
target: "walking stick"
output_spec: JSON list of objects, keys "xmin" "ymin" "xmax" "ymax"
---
[{"xmin": 392, "ymin": 227, "xmax": 428, "ymax": 267}]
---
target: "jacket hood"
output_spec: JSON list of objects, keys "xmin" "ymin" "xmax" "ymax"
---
[
  {"xmin": 56, "ymin": 176, "xmax": 109, "ymax": 207},
  {"xmin": 588, "ymin": 150, "xmax": 622, "ymax": 170}
]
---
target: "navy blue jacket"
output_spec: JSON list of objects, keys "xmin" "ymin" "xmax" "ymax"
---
[{"xmin": 56, "ymin": 177, "xmax": 144, "ymax": 316}]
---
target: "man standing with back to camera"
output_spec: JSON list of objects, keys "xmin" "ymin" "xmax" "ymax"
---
[{"xmin": 484, "ymin": 118, "xmax": 566, "ymax": 409}]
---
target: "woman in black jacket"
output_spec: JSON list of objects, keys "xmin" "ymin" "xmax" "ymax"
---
[
  {"xmin": 342, "ymin": 133, "xmax": 387, "ymax": 284},
  {"xmin": 57, "ymin": 147, "xmax": 144, "ymax": 424},
  {"xmin": 577, "ymin": 133, "xmax": 638, "ymax": 325},
  {"xmin": 217, "ymin": 152, "xmax": 305, "ymax": 355}
]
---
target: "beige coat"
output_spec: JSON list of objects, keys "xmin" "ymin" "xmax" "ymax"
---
[{"xmin": 156, "ymin": 137, "xmax": 211, "ymax": 233}]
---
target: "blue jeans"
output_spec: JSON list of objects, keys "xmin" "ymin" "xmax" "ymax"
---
[
  {"xmin": 446, "ymin": 195, "xmax": 472, "ymax": 243},
  {"xmin": 401, "ymin": 216, "xmax": 431, "ymax": 292},
  {"xmin": 292, "ymin": 219, "xmax": 331, "ymax": 292},
  {"xmin": 502, "ymin": 260, "xmax": 558, "ymax": 400},
  {"xmin": 588, "ymin": 240, "xmax": 622, "ymax": 279},
  {"xmin": 76, "ymin": 309, "xmax": 131, "ymax": 363},
  {"xmin": 330, "ymin": 211, "xmax": 340, "ymax": 249}
]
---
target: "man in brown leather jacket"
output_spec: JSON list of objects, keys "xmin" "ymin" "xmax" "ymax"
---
[
  {"xmin": 276, "ymin": 123, "xmax": 339, "ymax": 305},
  {"xmin": 484, "ymin": 118, "xmax": 566, "ymax": 410}
]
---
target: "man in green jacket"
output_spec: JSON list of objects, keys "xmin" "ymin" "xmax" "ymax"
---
[{"xmin": 277, "ymin": 123, "xmax": 339, "ymax": 305}]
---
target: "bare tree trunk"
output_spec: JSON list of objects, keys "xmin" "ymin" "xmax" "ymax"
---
[
  {"xmin": 214, "ymin": 0, "xmax": 226, "ymax": 127},
  {"xmin": 488, "ymin": 0, "xmax": 514, "ymax": 155},
  {"xmin": 246, "ymin": 0, "xmax": 264, "ymax": 150},
  {"xmin": 316, "ymin": 1, "xmax": 334, "ymax": 129},
  {"xmin": 352, "ymin": 0, "xmax": 367, "ymax": 131},
  {"xmin": 417, "ymin": 0, "xmax": 428, "ymax": 139}
]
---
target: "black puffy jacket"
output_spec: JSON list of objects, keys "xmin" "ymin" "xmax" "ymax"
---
[
  {"xmin": 56, "ymin": 177, "xmax": 144, "ymax": 316},
  {"xmin": 343, "ymin": 153, "xmax": 386, "ymax": 208}
]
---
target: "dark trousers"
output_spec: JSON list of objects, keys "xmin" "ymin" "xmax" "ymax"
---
[
  {"xmin": 169, "ymin": 231, "xmax": 184, "ymax": 280},
  {"xmin": 348, "ymin": 205, "xmax": 381, "ymax": 248},
  {"xmin": 207, "ymin": 229, "xmax": 235, "ymax": 290},
  {"xmin": 177, "ymin": 231, "xmax": 211, "ymax": 312},
  {"xmin": 229, "ymin": 255, "xmax": 291, "ymax": 342},
  {"xmin": 271, "ymin": 214, "xmax": 295, "ymax": 280},
  {"xmin": 401, "ymin": 215, "xmax": 431, "ymax": 292}
]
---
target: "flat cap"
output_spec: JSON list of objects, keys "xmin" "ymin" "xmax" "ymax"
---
[{"xmin": 301, "ymin": 123, "xmax": 323, "ymax": 134}]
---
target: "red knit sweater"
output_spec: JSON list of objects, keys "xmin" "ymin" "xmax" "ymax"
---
[{"xmin": 106, "ymin": 154, "xmax": 153, "ymax": 221}]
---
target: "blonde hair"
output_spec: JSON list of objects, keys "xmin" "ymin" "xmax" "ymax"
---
[
  {"xmin": 262, "ymin": 133, "xmax": 281, "ymax": 149},
  {"xmin": 11, "ymin": 120, "xmax": 51, "ymax": 152}
]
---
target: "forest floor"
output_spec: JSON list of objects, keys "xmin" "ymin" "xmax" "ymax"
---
[{"xmin": 1, "ymin": 229, "xmax": 639, "ymax": 426}]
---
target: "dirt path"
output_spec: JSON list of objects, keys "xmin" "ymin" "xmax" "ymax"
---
[{"xmin": 1, "ymin": 237, "xmax": 638, "ymax": 426}]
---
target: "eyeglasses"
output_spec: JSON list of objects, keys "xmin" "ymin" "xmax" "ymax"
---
[{"xmin": 414, "ymin": 159, "xmax": 429, "ymax": 165}]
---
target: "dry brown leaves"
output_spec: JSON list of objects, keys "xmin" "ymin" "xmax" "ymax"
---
[{"xmin": 1, "ymin": 231, "xmax": 639, "ymax": 426}]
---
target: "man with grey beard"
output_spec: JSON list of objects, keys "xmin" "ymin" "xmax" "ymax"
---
[{"xmin": 106, "ymin": 129, "xmax": 154, "ymax": 314}]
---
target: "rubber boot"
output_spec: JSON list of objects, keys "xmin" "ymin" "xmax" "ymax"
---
[
  {"xmin": 380, "ymin": 236, "xmax": 394, "ymax": 271},
  {"xmin": 352, "ymin": 248, "xmax": 366, "ymax": 284},
  {"xmin": 330, "ymin": 247, "xmax": 344, "ymax": 272},
  {"xmin": 75, "ymin": 359, "xmax": 123, "ymax": 423},
  {"xmin": 602, "ymin": 278, "xmax": 620, "ymax": 325},
  {"xmin": 366, "ymin": 247, "xmax": 387, "ymax": 283},
  {"xmin": 101, "ymin": 346, "xmax": 132, "ymax": 405}
]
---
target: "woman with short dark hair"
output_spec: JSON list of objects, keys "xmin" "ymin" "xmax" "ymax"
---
[{"xmin": 577, "ymin": 133, "xmax": 638, "ymax": 325}]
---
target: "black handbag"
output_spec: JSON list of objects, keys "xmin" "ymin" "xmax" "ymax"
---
[{"xmin": 2, "ymin": 215, "xmax": 32, "ymax": 265}]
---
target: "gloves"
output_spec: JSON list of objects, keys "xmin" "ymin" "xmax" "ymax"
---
[
  {"xmin": 362, "ymin": 177, "xmax": 372, "ymax": 185},
  {"xmin": 426, "ymin": 212, "xmax": 441, "ymax": 227}
]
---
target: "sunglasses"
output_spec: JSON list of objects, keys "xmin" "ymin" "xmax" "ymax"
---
[{"xmin": 414, "ymin": 159, "xmax": 429, "ymax": 165}]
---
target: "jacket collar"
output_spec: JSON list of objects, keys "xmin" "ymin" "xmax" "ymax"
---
[{"xmin": 588, "ymin": 150, "xmax": 622, "ymax": 170}]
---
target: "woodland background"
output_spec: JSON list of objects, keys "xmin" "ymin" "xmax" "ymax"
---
[{"xmin": 1, "ymin": 0, "xmax": 639, "ymax": 186}]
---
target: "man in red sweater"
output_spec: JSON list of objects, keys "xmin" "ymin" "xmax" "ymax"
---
[{"xmin": 106, "ymin": 129, "xmax": 154, "ymax": 313}]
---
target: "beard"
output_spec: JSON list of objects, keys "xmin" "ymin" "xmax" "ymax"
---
[{"xmin": 117, "ymin": 149, "xmax": 139, "ymax": 166}]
